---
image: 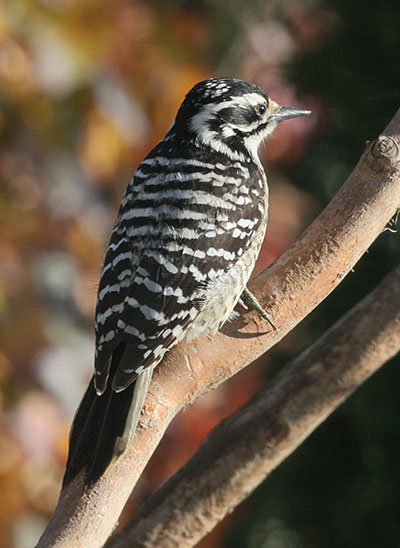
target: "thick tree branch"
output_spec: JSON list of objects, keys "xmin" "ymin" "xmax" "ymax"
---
[
  {"xmin": 36, "ymin": 111, "xmax": 400, "ymax": 548},
  {"xmin": 107, "ymin": 264, "xmax": 400, "ymax": 548}
]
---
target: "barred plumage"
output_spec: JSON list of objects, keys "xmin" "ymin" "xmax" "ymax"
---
[{"xmin": 64, "ymin": 78, "xmax": 310, "ymax": 486}]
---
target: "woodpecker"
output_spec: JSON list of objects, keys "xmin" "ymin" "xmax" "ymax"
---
[{"xmin": 63, "ymin": 78, "xmax": 310, "ymax": 487}]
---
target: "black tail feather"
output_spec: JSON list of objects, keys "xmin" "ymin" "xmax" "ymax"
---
[{"xmin": 63, "ymin": 346, "xmax": 136, "ymax": 487}]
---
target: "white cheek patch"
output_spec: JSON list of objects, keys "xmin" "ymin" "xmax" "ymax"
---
[
  {"xmin": 222, "ymin": 126, "xmax": 235, "ymax": 138},
  {"xmin": 228, "ymin": 119, "xmax": 259, "ymax": 132},
  {"xmin": 190, "ymin": 99, "xmax": 237, "ymax": 137},
  {"xmin": 244, "ymin": 122, "xmax": 277, "ymax": 161}
]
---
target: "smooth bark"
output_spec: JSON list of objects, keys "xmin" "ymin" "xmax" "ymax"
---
[{"xmin": 108, "ymin": 264, "xmax": 400, "ymax": 547}]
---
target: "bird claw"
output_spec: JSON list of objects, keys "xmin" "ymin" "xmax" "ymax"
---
[{"xmin": 241, "ymin": 287, "xmax": 276, "ymax": 330}]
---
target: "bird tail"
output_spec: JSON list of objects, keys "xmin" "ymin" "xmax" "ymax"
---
[{"xmin": 62, "ymin": 354, "xmax": 154, "ymax": 488}]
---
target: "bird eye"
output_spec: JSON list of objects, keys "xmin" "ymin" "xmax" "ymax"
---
[{"xmin": 256, "ymin": 103, "xmax": 267, "ymax": 116}]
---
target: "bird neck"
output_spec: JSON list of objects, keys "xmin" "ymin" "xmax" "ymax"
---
[{"xmin": 167, "ymin": 124, "xmax": 261, "ymax": 167}]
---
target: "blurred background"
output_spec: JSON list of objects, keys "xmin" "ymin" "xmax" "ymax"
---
[{"xmin": 0, "ymin": 1, "xmax": 399, "ymax": 547}]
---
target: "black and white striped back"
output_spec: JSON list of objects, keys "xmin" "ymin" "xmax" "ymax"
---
[{"xmin": 94, "ymin": 131, "xmax": 268, "ymax": 393}]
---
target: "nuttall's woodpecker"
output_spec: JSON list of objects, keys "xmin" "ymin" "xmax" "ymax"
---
[{"xmin": 63, "ymin": 78, "xmax": 310, "ymax": 486}]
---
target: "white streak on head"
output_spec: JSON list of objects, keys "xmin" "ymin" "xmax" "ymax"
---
[{"xmin": 189, "ymin": 92, "xmax": 271, "ymax": 162}]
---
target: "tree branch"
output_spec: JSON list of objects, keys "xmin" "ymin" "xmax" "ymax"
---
[
  {"xmin": 35, "ymin": 111, "xmax": 400, "ymax": 548},
  {"xmin": 107, "ymin": 263, "xmax": 400, "ymax": 548}
]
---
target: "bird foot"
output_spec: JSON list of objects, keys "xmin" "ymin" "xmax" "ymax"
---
[{"xmin": 241, "ymin": 287, "xmax": 276, "ymax": 330}]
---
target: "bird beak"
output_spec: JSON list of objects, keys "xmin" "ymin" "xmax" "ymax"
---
[{"xmin": 269, "ymin": 101, "xmax": 311, "ymax": 122}]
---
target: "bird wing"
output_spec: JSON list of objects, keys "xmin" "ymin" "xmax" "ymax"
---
[{"xmin": 94, "ymin": 163, "xmax": 265, "ymax": 392}]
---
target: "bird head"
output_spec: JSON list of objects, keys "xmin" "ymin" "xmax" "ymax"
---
[{"xmin": 172, "ymin": 78, "xmax": 311, "ymax": 162}]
